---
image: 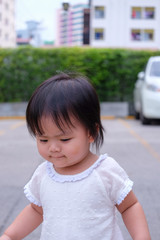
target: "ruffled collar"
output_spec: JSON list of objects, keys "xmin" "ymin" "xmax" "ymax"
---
[{"xmin": 46, "ymin": 154, "xmax": 107, "ymax": 183}]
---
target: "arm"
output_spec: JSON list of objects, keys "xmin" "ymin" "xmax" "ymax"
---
[
  {"xmin": 0, "ymin": 236, "xmax": 12, "ymax": 240},
  {"xmin": 116, "ymin": 190, "xmax": 151, "ymax": 240},
  {"xmin": 0, "ymin": 203, "xmax": 43, "ymax": 240}
]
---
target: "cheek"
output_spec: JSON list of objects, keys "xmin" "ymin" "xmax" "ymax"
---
[
  {"xmin": 66, "ymin": 139, "xmax": 90, "ymax": 155},
  {"xmin": 61, "ymin": 142, "xmax": 79, "ymax": 156},
  {"xmin": 37, "ymin": 142, "xmax": 47, "ymax": 157}
]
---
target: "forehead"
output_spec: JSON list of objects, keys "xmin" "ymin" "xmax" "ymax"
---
[{"xmin": 40, "ymin": 115, "xmax": 78, "ymax": 133}]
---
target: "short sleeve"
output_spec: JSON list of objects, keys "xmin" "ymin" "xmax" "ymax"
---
[
  {"xmin": 98, "ymin": 157, "xmax": 133, "ymax": 205},
  {"xmin": 24, "ymin": 162, "xmax": 46, "ymax": 207}
]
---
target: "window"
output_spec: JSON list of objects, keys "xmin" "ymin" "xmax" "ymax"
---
[
  {"xmin": 72, "ymin": 10, "xmax": 83, "ymax": 15},
  {"xmin": 143, "ymin": 29, "xmax": 154, "ymax": 40},
  {"xmin": 95, "ymin": 6, "xmax": 105, "ymax": 18},
  {"xmin": 131, "ymin": 29, "xmax": 154, "ymax": 41},
  {"xmin": 150, "ymin": 61, "xmax": 160, "ymax": 77},
  {"xmin": 144, "ymin": 7, "xmax": 154, "ymax": 19},
  {"xmin": 131, "ymin": 29, "xmax": 141, "ymax": 40},
  {"xmin": 132, "ymin": 7, "xmax": 142, "ymax": 19},
  {"xmin": 150, "ymin": 62, "xmax": 160, "ymax": 77},
  {"xmin": 131, "ymin": 7, "xmax": 155, "ymax": 19},
  {"xmin": 94, "ymin": 28, "xmax": 104, "ymax": 40}
]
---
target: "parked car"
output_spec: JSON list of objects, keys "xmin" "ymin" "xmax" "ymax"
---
[{"xmin": 133, "ymin": 56, "xmax": 160, "ymax": 124}]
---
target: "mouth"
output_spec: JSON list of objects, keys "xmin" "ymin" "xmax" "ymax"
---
[{"xmin": 49, "ymin": 155, "xmax": 64, "ymax": 159}]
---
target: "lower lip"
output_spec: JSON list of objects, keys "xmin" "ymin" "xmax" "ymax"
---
[{"xmin": 52, "ymin": 156, "xmax": 64, "ymax": 159}]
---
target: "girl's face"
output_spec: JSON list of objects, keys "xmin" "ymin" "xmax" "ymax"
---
[{"xmin": 36, "ymin": 116, "xmax": 96, "ymax": 175}]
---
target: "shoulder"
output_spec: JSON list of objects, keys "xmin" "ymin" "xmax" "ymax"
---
[
  {"xmin": 25, "ymin": 161, "xmax": 47, "ymax": 190},
  {"xmin": 97, "ymin": 154, "xmax": 130, "ymax": 182},
  {"xmin": 97, "ymin": 154, "xmax": 127, "ymax": 176},
  {"xmin": 30, "ymin": 161, "xmax": 47, "ymax": 179},
  {"xmin": 96, "ymin": 154, "xmax": 133, "ymax": 204}
]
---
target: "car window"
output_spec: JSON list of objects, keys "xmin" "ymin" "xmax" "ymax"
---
[{"xmin": 150, "ymin": 61, "xmax": 160, "ymax": 76}]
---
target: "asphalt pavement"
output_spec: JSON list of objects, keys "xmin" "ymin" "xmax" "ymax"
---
[{"xmin": 0, "ymin": 118, "xmax": 160, "ymax": 239}]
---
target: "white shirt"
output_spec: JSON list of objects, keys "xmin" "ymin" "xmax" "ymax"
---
[{"xmin": 24, "ymin": 154, "xmax": 133, "ymax": 240}]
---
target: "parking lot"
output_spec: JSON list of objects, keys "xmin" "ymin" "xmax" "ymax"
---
[{"xmin": 0, "ymin": 118, "xmax": 160, "ymax": 239}]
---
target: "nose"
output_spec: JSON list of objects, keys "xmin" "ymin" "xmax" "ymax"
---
[{"xmin": 49, "ymin": 142, "xmax": 60, "ymax": 153}]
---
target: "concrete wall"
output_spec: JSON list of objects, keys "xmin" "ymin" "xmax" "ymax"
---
[
  {"xmin": 0, "ymin": 102, "xmax": 129, "ymax": 117},
  {"xmin": 0, "ymin": 103, "xmax": 28, "ymax": 117}
]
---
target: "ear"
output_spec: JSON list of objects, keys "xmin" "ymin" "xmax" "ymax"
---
[
  {"xmin": 88, "ymin": 135, "xmax": 94, "ymax": 143},
  {"xmin": 88, "ymin": 123, "xmax": 99, "ymax": 143},
  {"xmin": 87, "ymin": 130, "xmax": 94, "ymax": 143}
]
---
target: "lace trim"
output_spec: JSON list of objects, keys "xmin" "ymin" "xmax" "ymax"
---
[
  {"xmin": 116, "ymin": 179, "xmax": 134, "ymax": 205},
  {"xmin": 24, "ymin": 184, "xmax": 42, "ymax": 207},
  {"xmin": 46, "ymin": 154, "xmax": 108, "ymax": 183}
]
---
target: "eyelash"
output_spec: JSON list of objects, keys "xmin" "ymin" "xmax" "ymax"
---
[
  {"xmin": 39, "ymin": 138, "xmax": 71, "ymax": 143},
  {"xmin": 40, "ymin": 139, "xmax": 48, "ymax": 143},
  {"xmin": 60, "ymin": 138, "xmax": 71, "ymax": 142}
]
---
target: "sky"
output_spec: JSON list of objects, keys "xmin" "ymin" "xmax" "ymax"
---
[{"xmin": 15, "ymin": 0, "xmax": 88, "ymax": 42}]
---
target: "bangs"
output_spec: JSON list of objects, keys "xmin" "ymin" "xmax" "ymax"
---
[
  {"xmin": 42, "ymin": 108, "xmax": 76, "ymax": 134},
  {"xmin": 26, "ymin": 92, "xmax": 78, "ymax": 137}
]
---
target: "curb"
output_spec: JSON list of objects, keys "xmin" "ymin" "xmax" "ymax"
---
[
  {"xmin": 0, "ymin": 116, "xmax": 26, "ymax": 120},
  {"xmin": 0, "ymin": 115, "xmax": 135, "ymax": 120},
  {"xmin": 101, "ymin": 115, "xmax": 135, "ymax": 120}
]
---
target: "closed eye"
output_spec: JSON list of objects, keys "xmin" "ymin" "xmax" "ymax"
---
[
  {"xmin": 40, "ymin": 139, "xmax": 48, "ymax": 143},
  {"xmin": 61, "ymin": 138, "xmax": 71, "ymax": 142}
]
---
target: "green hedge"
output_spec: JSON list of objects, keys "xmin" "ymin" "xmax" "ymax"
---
[{"xmin": 0, "ymin": 47, "xmax": 159, "ymax": 102}]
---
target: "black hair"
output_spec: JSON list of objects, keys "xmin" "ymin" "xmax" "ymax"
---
[{"xmin": 26, "ymin": 72, "xmax": 104, "ymax": 149}]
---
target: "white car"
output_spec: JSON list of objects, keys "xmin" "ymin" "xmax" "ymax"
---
[{"xmin": 133, "ymin": 56, "xmax": 160, "ymax": 124}]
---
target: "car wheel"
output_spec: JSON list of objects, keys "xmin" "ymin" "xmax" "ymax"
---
[
  {"xmin": 135, "ymin": 111, "xmax": 140, "ymax": 120},
  {"xmin": 140, "ymin": 111, "xmax": 150, "ymax": 125}
]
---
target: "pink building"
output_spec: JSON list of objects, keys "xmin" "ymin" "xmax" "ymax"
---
[{"xmin": 56, "ymin": 3, "xmax": 90, "ymax": 46}]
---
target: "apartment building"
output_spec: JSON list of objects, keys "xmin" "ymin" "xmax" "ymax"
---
[
  {"xmin": 0, "ymin": 0, "xmax": 16, "ymax": 48},
  {"xmin": 56, "ymin": 3, "xmax": 90, "ymax": 46},
  {"xmin": 90, "ymin": 0, "xmax": 160, "ymax": 49},
  {"xmin": 16, "ymin": 21, "xmax": 43, "ymax": 47}
]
